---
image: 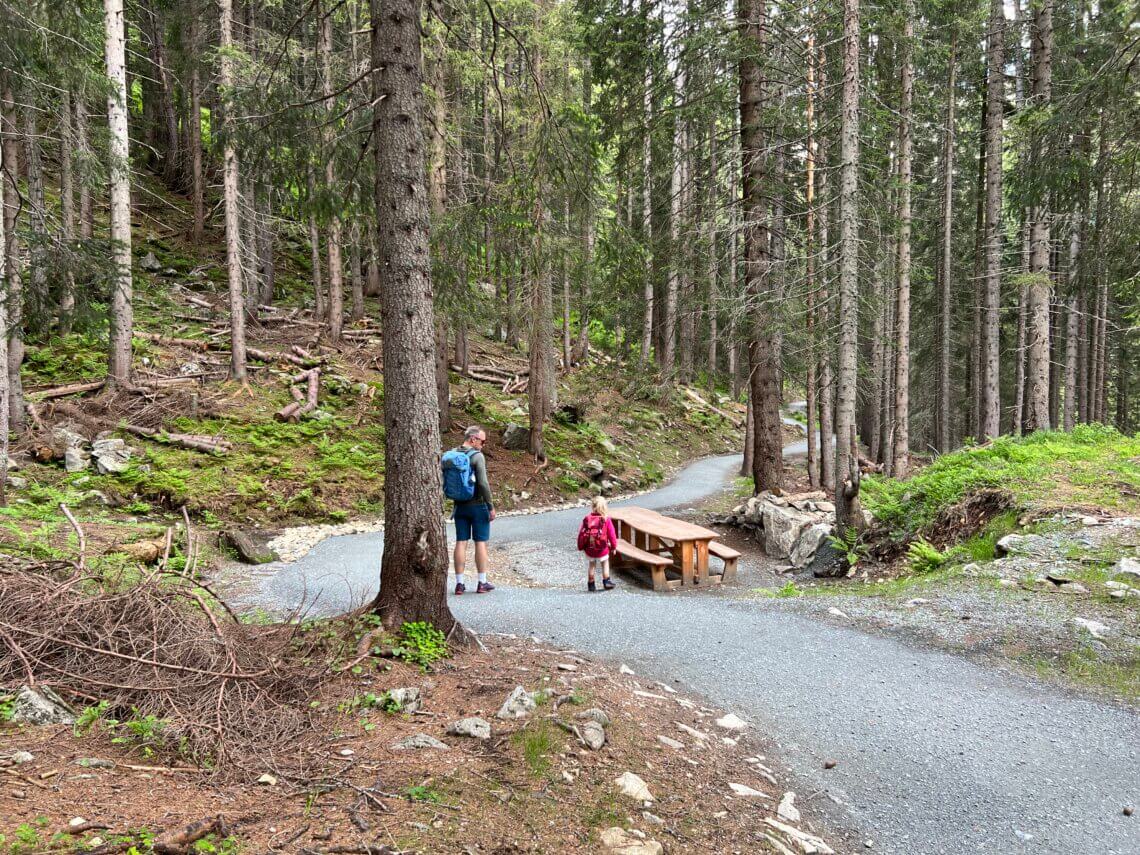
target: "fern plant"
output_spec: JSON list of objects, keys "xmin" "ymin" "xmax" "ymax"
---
[
  {"xmin": 906, "ymin": 537, "xmax": 946, "ymax": 574},
  {"xmin": 827, "ymin": 526, "xmax": 867, "ymax": 570}
]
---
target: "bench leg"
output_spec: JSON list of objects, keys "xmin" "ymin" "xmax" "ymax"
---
[
  {"xmin": 695, "ymin": 541, "xmax": 710, "ymax": 585},
  {"xmin": 721, "ymin": 557, "xmax": 737, "ymax": 583},
  {"xmin": 680, "ymin": 541, "xmax": 695, "ymax": 586},
  {"xmin": 650, "ymin": 564, "xmax": 668, "ymax": 592}
]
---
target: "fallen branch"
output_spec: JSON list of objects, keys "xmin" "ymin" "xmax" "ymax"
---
[
  {"xmin": 59, "ymin": 504, "xmax": 87, "ymax": 569},
  {"xmin": 275, "ymin": 368, "xmax": 320, "ymax": 422},
  {"xmin": 28, "ymin": 380, "xmax": 104, "ymax": 401},
  {"xmin": 134, "ymin": 331, "xmax": 210, "ymax": 351},
  {"xmin": 119, "ymin": 424, "xmax": 232, "ymax": 454},
  {"xmin": 152, "ymin": 815, "xmax": 226, "ymax": 854},
  {"xmin": 681, "ymin": 387, "xmax": 744, "ymax": 429}
]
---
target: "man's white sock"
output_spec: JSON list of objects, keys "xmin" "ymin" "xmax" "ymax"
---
[
  {"xmin": 455, "ymin": 573, "xmax": 466, "ymax": 586},
  {"xmin": 477, "ymin": 572, "xmax": 488, "ymax": 584}
]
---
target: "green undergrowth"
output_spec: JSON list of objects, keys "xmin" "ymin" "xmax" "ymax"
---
[
  {"xmin": 1025, "ymin": 647, "xmax": 1140, "ymax": 701},
  {"xmin": 862, "ymin": 424, "xmax": 1140, "ymax": 533}
]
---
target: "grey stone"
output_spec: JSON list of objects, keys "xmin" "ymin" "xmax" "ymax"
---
[
  {"xmin": 179, "ymin": 361, "xmax": 203, "ymax": 376},
  {"xmin": 1057, "ymin": 582, "xmax": 1089, "ymax": 595},
  {"xmin": 815, "ymin": 500, "xmax": 835, "ymax": 513},
  {"xmin": 7, "ymin": 475, "xmax": 26, "ymax": 489},
  {"xmin": 51, "ymin": 425, "xmax": 87, "ymax": 455},
  {"xmin": 600, "ymin": 438, "xmax": 618, "ymax": 454},
  {"xmin": 140, "ymin": 251, "xmax": 162, "ymax": 272},
  {"xmin": 809, "ymin": 539, "xmax": 844, "ymax": 577},
  {"xmin": 1114, "ymin": 557, "xmax": 1140, "ymax": 579},
  {"xmin": 502, "ymin": 423, "xmax": 530, "ymax": 451},
  {"xmin": 447, "ymin": 717, "xmax": 491, "ymax": 739},
  {"xmin": 580, "ymin": 720, "xmax": 606, "ymax": 750},
  {"xmin": 789, "ymin": 523, "xmax": 832, "ymax": 569},
  {"xmin": 657, "ymin": 735, "xmax": 685, "ymax": 750},
  {"xmin": 1071, "ymin": 618, "xmax": 1111, "ymax": 639},
  {"xmin": 225, "ymin": 530, "xmax": 279, "ymax": 565},
  {"xmin": 10, "ymin": 686, "xmax": 76, "ymax": 725},
  {"xmin": 92, "ymin": 438, "xmax": 132, "ymax": 474},
  {"xmin": 74, "ymin": 757, "xmax": 115, "ymax": 769},
  {"xmin": 583, "ymin": 459, "xmax": 605, "ymax": 480},
  {"xmin": 0, "ymin": 750, "xmax": 34, "ymax": 766},
  {"xmin": 575, "ymin": 708, "xmax": 611, "ymax": 728},
  {"xmin": 762, "ymin": 503, "xmax": 810, "ymax": 560},
  {"xmin": 390, "ymin": 733, "xmax": 449, "ymax": 751},
  {"xmin": 386, "ymin": 687, "xmax": 422, "ymax": 713},
  {"xmin": 65, "ymin": 447, "xmax": 91, "ymax": 472},
  {"xmin": 599, "ymin": 827, "xmax": 662, "ymax": 855},
  {"xmin": 614, "ymin": 771, "xmax": 654, "ymax": 802},
  {"xmin": 497, "ymin": 685, "xmax": 537, "ymax": 719}
]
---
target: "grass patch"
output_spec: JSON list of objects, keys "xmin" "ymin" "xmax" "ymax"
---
[
  {"xmin": 1026, "ymin": 648, "xmax": 1140, "ymax": 700},
  {"xmin": 512, "ymin": 720, "xmax": 561, "ymax": 778},
  {"xmin": 862, "ymin": 424, "xmax": 1140, "ymax": 532}
]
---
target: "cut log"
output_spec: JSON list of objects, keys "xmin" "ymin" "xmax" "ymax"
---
[
  {"xmin": 134, "ymin": 331, "xmax": 210, "ymax": 351},
  {"xmin": 28, "ymin": 381, "xmax": 104, "ymax": 400},
  {"xmin": 275, "ymin": 368, "xmax": 320, "ymax": 422},
  {"xmin": 119, "ymin": 424, "xmax": 233, "ymax": 454}
]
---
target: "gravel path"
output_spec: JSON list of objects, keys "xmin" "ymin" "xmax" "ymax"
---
[{"xmin": 220, "ymin": 434, "xmax": 1140, "ymax": 854}]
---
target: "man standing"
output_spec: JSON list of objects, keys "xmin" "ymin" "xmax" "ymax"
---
[{"xmin": 449, "ymin": 425, "xmax": 495, "ymax": 594}]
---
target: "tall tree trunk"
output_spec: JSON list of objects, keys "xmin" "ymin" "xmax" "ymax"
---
[
  {"xmin": 661, "ymin": 71, "xmax": 683, "ymax": 377},
  {"xmin": 368, "ymin": 0, "xmax": 454, "ymax": 633},
  {"xmin": 834, "ymin": 0, "xmax": 862, "ymax": 533},
  {"xmin": 527, "ymin": 14, "xmax": 553, "ymax": 460},
  {"xmin": 147, "ymin": 1, "xmax": 180, "ymax": 189},
  {"xmin": 678, "ymin": 124, "xmax": 694, "ymax": 383},
  {"xmin": 705, "ymin": 120, "xmax": 719, "ymax": 385},
  {"xmin": 869, "ymin": 235, "xmax": 885, "ymax": 462},
  {"xmin": 25, "ymin": 103, "xmax": 46, "ymax": 317},
  {"xmin": 320, "ymin": 3, "xmax": 345, "ymax": 344},
  {"xmin": 350, "ymin": 221, "xmax": 364, "ymax": 321},
  {"xmin": 189, "ymin": 13, "xmax": 204, "ymax": 243},
  {"xmin": 60, "ymin": 89, "xmax": 77, "ymax": 333},
  {"xmin": 937, "ymin": 35, "xmax": 956, "ymax": 452},
  {"xmin": 104, "ymin": 0, "xmax": 134, "ymax": 388},
  {"xmin": 427, "ymin": 14, "xmax": 450, "ymax": 431},
  {"xmin": 805, "ymin": 28, "xmax": 819, "ymax": 488},
  {"xmin": 891, "ymin": 0, "xmax": 914, "ymax": 476},
  {"xmin": 740, "ymin": 0, "xmax": 782, "ymax": 492},
  {"xmin": 561, "ymin": 199, "xmax": 572, "ymax": 370},
  {"xmin": 0, "ymin": 81, "xmax": 24, "ymax": 431},
  {"xmin": 817, "ymin": 131, "xmax": 834, "ymax": 491},
  {"xmin": 0, "ymin": 131, "xmax": 8, "ymax": 501},
  {"xmin": 1014, "ymin": 217, "xmax": 1029, "ymax": 433},
  {"xmin": 638, "ymin": 45, "xmax": 654, "ymax": 370},
  {"xmin": 969, "ymin": 91, "xmax": 985, "ymax": 439},
  {"xmin": 1025, "ymin": 0, "xmax": 1053, "ymax": 432},
  {"xmin": 1063, "ymin": 217, "xmax": 1079, "ymax": 431},
  {"xmin": 980, "ymin": 0, "xmax": 1004, "ymax": 438},
  {"xmin": 75, "ymin": 91, "xmax": 94, "ymax": 240},
  {"xmin": 741, "ymin": 395, "xmax": 754, "ymax": 478},
  {"xmin": 219, "ymin": 0, "xmax": 246, "ymax": 380}
]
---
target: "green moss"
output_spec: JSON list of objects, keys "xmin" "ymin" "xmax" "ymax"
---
[{"xmin": 862, "ymin": 425, "xmax": 1140, "ymax": 532}]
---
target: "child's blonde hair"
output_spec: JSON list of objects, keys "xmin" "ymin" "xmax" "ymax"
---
[{"xmin": 591, "ymin": 496, "xmax": 609, "ymax": 517}]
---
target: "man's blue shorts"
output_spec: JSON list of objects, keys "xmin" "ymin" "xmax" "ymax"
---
[{"xmin": 453, "ymin": 503, "xmax": 491, "ymax": 543}]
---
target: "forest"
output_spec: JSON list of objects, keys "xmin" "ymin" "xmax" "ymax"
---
[{"xmin": 0, "ymin": 0, "xmax": 1139, "ymax": 851}]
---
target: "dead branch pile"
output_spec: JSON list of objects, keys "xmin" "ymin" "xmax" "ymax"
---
[{"xmin": 0, "ymin": 563, "xmax": 326, "ymax": 774}]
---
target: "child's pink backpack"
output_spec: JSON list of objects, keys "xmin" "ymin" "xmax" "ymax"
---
[{"xmin": 578, "ymin": 514, "xmax": 609, "ymax": 557}]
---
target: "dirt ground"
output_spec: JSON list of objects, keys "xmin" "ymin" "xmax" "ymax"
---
[{"xmin": 1, "ymin": 637, "xmax": 834, "ymax": 854}]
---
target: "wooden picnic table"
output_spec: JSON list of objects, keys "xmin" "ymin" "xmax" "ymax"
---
[{"xmin": 608, "ymin": 506, "xmax": 721, "ymax": 590}]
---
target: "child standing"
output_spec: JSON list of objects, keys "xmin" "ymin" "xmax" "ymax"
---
[{"xmin": 577, "ymin": 496, "xmax": 618, "ymax": 592}]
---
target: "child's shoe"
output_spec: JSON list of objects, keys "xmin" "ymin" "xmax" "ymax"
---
[
  {"xmin": 602, "ymin": 578, "xmax": 616, "ymax": 590},
  {"xmin": 476, "ymin": 581, "xmax": 495, "ymax": 594},
  {"xmin": 454, "ymin": 582, "xmax": 466, "ymax": 595},
  {"xmin": 587, "ymin": 580, "xmax": 597, "ymax": 592}
]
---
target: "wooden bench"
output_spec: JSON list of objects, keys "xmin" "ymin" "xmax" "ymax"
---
[
  {"xmin": 613, "ymin": 538, "xmax": 676, "ymax": 591},
  {"xmin": 708, "ymin": 541, "xmax": 742, "ymax": 583}
]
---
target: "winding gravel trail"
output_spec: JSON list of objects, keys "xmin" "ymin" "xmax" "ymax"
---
[{"xmin": 226, "ymin": 436, "xmax": 1139, "ymax": 854}]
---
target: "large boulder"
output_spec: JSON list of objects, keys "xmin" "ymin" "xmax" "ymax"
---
[
  {"xmin": 502, "ymin": 423, "xmax": 530, "ymax": 451},
  {"xmin": 790, "ymin": 523, "xmax": 832, "ymax": 569},
  {"xmin": 225, "ymin": 530, "xmax": 279, "ymax": 565},
  {"xmin": 9, "ymin": 686, "xmax": 77, "ymax": 725},
  {"xmin": 65, "ymin": 447, "xmax": 91, "ymax": 473},
  {"xmin": 583, "ymin": 459, "xmax": 605, "ymax": 480},
  {"xmin": 762, "ymin": 503, "xmax": 811, "ymax": 560}
]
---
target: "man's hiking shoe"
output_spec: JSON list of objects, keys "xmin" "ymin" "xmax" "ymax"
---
[
  {"xmin": 476, "ymin": 581, "xmax": 495, "ymax": 594},
  {"xmin": 587, "ymin": 580, "xmax": 597, "ymax": 592},
  {"xmin": 602, "ymin": 578, "xmax": 616, "ymax": 590},
  {"xmin": 454, "ymin": 582, "xmax": 466, "ymax": 595}
]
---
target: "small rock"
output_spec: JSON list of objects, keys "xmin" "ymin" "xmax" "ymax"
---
[
  {"xmin": 390, "ymin": 733, "xmax": 449, "ymax": 751},
  {"xmin": 676, "ymin": 722, "xmax": 710, "ymax": 742},
  {"xmin": 386, "ymin": 687, "xmax": 422, "ymax": 713},
  {"xmin": 1114, "ymin": 557, "xmax": 1140, "ymax": 579},
  {"xmin": 580, "ymin": 721, "xmax": 606, "ymax": 750},
  {"xmin": 501, "ymin": 423, "xmax": 531, "ymax": 451},
  {"xmin": 179, "ymin": 361, "xmax": 203, "ymax": 376},
  {"xmin": 827, "ymin": 607, "xmax": 850, "ymax": 619},
  {"xmin": 728, "ymin": 782, "xmax": 769, "ymax": 798},
  {"xmin": 656, "ymin": 735, "xmax": 684, "ymax": 750},
  {"xmin": 599, "ymin": 827, "xmax": 662, "ymax": 855},
  {"xmin": 715, "ymin": 713, "xmax": 747, "ymax": 731},
  {"xmin": 619, "ymin": 664, "xmax": 635, "ymax": 676},
  {"xmin": 1071, "ymin": 618, "xmax": 1111, "ymax": 639},
  {"xmin": 997, "ymin": 578, "xmax": 1017, "ymax": 588},
  {"xmin": 1057, "ymin": 582, "xmax": 1089, "ymax": 595},
  {"xmin": 10, "ymin": 686, "xmax": 76, "ymax": 725},
  {"xmin": 904, "ymin": 598, "xmax": 930, "ymax": 607},
  {"xmin": 641, "ymin": 811, "xmax": 664, "ymax": 825},
  {"xmin": 225, "ymin": 530, "xmax": 280, "ymax": 565},
  {"xmin": 74, "ymin": 758, "xmax": 115, "ymax": 769},
  {"xmin": 140, "ymin": 251, "xmax": 162, "ymax": 272},
  {"xmin": 557, "ymin": 662, "xmax": 578, "ymax": 672},
  {"xmin": 69, "ymin": 817, "xmax": 88, "ymax": 828},
  {"xmin": 448, "ymin": 717, "xmax": 492, "ymax": 740},
  {"xmin": 583, "ymin": 459, "xmax": 605, "ymax": 480},
  {"xmin": 10, "ymin": 789, "xmax": 25, "ymax": 799},
  {"xmin": 824, "ymin": 759, "xmax": 838, "ymax": 769},
  {"xmin": 338, "ymin": 748, "xmax": 354, "ymax": 757},
  {"xmin": 65, "ymin": 446, "xmax": 91, "ymax": 472},
  {"xmin": 777, "ymin": 791, "xmax": 801, "ymax": 822},
  {"xmin": 0, "ymin": 750, "xmax": 34, "ymax": 766},
  {"xmin": 256, "ymin": 773, "xmax": 277, "ymax": 786},
  {"xmin": 91, "ymin": 438, "xmax": 132, "ymax": 474},
  {"xmin": 1124, "ymin": 806, "xmax": 1133, "ymax": 817},
  {"xmin": 87, "ymin": 837, "xmax": 104, "ymax": 849},
  {"xmin": 575, "ymin": 708, "xmax": 611, "ymax": 728},
  {"xmin": 7, "ymin": 475, "xmax": 26, "ymax": 489},
  {"xmin": 497, "ymin": 686, "xmax": 537, "ymax": 720},
  {"xmin": 614, "ymin": 771, "xmax": 654, "ymax": 803}
]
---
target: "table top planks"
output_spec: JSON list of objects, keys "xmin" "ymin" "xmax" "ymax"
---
[{"xmin": 608, "ymin": 506, "xmax": 720, "ymax": 542}]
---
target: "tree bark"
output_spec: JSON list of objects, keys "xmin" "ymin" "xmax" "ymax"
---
[
  {"xmin": 1024, "ymin": 0, "xmax": 1053, "ymax": 432},
  {"xmin": 104, "ymin": 0, "xmax": 134, "ymax": 389},
  {"xmin": 817, "ymin": 130, "xmax": 834, "ymax": 491},
  {"xmin": 740, "ymin": 0, "xmax": 782, "ymax": 492},
  {"xmin": 75, "ymin": 90, "xmax": 94, "ymax": 241},
  {"xmin": 805, "ymin": 29, "xmax": 819, "ymax": 488},
  {"xmin": 219, "ymin": 0, "xmax": 247, "ymax": 381},
  {"xmin": 527, "ymin": 12, "xmax": 553, "ymax": 460},
  {"xmin": 661, "ymin": 70, "xmax": 683, "ymax": 377},
  {"xmin": 0, "ymin": 89, "xmax": 12, "ymax": 463},
  {"xmin": 980, "ymin": 0, "xmax": 1004, "ymax": 438},
  {"xmin": 59, "ymin": 88, "xmax": 77, "ymax": 334},
  {"xmin": 834, "ymin": 0, "xmax": 862, "ymax": 533},
  {"xmin": 891, "ymin": 0, "xmax": 914, "ymax": 476},
  {"xmin": 368, "ymin": 0, "xmax": 455, "ymax": 633},
  {"xmin": 937, "ymin": 35, "xmax": 956, "ymax": 452},
  {"xmin": 189, "ymin": 12, "xmax": 204, "ymax": 243},
  {"xmin": 1063, "ymin": 218, "xmax": 1079, "ymax": 430},
  {"xmin": 639, "ymin": 40, "xmax": 653, "ymax": 370},
  {"xmin": 320, "ymin": 3, "xmax": 345, "ymax": 344},
  {"xmin": 24, "ymin": 102, "xmax": 46, "ymax": 316}
]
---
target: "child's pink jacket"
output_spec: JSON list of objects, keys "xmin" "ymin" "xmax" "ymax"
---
[{"xmin": 577, "ymin": 513, "xmax": 618, "ymax": 559}]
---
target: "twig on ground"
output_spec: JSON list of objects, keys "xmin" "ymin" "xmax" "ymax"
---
[{"xmin": 59, "ymin": 503, "xmax": 87, "ymax": 569}]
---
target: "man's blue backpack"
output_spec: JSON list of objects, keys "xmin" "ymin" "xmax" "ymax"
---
[{"xmin": 441, "ymin": 448, "xmax": 477, "ymax": 501}]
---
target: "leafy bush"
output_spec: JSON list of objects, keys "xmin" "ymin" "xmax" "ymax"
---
[
  {"xmin": 828, "ymin": 526, "xmax": 867, "ymax": 569},
  {"xmin": 393, "ymin": 621, "xmax": 449, "ymax": 671}
]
